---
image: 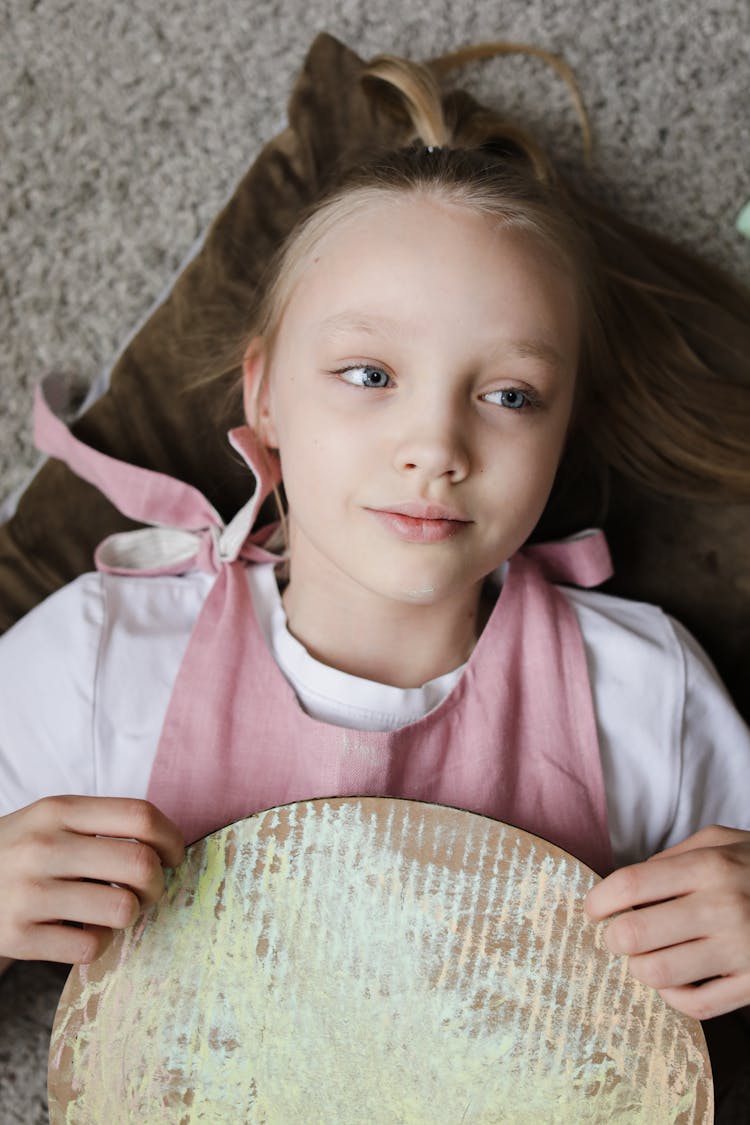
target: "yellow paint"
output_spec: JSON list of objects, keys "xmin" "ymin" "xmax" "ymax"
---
[{"xmin": 48, "ymin": 800, "xmax": 711, "ymax": 1123}]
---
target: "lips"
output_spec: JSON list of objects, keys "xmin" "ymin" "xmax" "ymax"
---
[
  {"xmin": 366, "ymin": 503, "xmax": 472, "ymax": 543},
  {"xmin": 371, "ymin": 501, "xmax": 471, "ymax": 522}
]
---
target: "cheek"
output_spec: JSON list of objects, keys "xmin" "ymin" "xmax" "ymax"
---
[
  {"xmin": 533, "ymin": 434, "xmax": 569, "ymax": 499},
  {"xmin": 276, "ymin": 426, "xmax": 344, "ymax": 516},
  {"xmin": 481, "ymin": 428, "xmax": 566, "ymax": 529},
  {"xmin": 533, "ymin": 395, "xmax": 576, "ymax": 475}
]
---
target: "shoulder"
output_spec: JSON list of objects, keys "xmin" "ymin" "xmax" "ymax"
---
[
  {"xmin": 560, "ymin": 583, "xmax": 743, "ymax": 722},
  {"xmin": 91, "ymin": 569, "xmax": 215, "ymax": 710},
  {"xmin": 95, "ymin": 568, "xmax": 215, "ymax": 640},
  {"xmin": 559, "ymin": 584, "xmax": 681, "ymax": 659},
  {"xmin": 559, "ymin": 585, "xmax": 750, "ymax": 857},
  {"xmin": 558, "ymin": 585, "xmax": 691, "ymax": 731},
  {"xmin": 0, "ymin": 571, "xmax": 106, "ymax": 669},
  {"xmin": 0, "ymin": 569, "xmax": 215, "ymax": 814},
  {"xmin": 0, "ymin": 567, "xmax": 215, "ymax": 653},
  {"xmin": 0, "ymin": 573, "xmax": 106, "ymax": 813}
]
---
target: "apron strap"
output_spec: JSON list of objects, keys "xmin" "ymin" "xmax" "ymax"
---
[
  {"xmin": 33, "ymin": 373, "xmax": 283, "ymax": 575},
  {"xmin": 521, "ymin": 530, "xmax": 613, "ymax": 588}
]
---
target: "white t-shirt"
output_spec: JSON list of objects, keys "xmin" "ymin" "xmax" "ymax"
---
[{"xmin": 0, "ymin": 563, "xmax": 748, "ymax": 869}]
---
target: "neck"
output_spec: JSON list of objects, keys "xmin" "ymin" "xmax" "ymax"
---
[{"xmin": 279, "ymin": 563, "xmax": 494, "ymax": 689}]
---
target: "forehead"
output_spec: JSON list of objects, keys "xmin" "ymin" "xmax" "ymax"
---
[{"xmin": 279, "ymin": 195, "xmax": 580, "ymax": 357}]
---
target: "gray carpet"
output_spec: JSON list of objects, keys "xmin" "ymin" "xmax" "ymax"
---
[{"xmin": 1, "ymin": 0, "xmax": 748, "ymax": 1119}]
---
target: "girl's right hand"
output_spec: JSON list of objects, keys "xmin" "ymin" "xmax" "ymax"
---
[{"xmin": 0, "ymin": 795, "xmax": 185, "ymax": 965}]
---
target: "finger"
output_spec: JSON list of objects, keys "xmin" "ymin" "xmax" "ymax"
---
[
  {"xmin": 628, "ymin": 938, "xmax": 727, "ymax": 992},
  {"xmin": 585, "ymin": 848, "xmax": 731, "ymax": 921},
  {"xmin": 44, "ymin": 834, "xmax": 167, "ymax": 906},
  {"xmin": 32, "ymin": 796, "xmax": 185, "ymax": 867},
  {"xmin": 650, "ymin": 825, "xmax": 750, "ymax": 861},
  {"xmin": 82, "ymin": 924, "xmax": 114, "ymax": 959},
  {"xmin": 603, "ymin": 895, "xmax": 712, "ymax": 956},
  {"xmin": 9, "ymin": 922, "xmax": 112, "ymax": 966},
  {"xmin": 29, "ymin": 878, "xmax": 141, "ymax": 932},
  {"xmin": 657, "ymin": 973, "xmax": 750, "ymax": 1022}
]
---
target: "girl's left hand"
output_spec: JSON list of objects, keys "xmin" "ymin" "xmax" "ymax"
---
[{"xmin": 584, "ymin": 825, "xmax": 750, "ymax": 1020}]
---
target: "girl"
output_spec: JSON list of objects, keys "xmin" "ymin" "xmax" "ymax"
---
[{"xmin": 0, "ymin": 47, "xmax": 749, "ymax": 1033}]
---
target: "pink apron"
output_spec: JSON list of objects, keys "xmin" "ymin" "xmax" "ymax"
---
[{"xmin": 35, "ymin": 377, "xmax": 615, "ymax": 875}]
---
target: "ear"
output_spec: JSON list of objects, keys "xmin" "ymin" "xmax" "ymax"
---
[{"xmin": 242, "ymin": 336, "xmax": 279, "ymax": 448}]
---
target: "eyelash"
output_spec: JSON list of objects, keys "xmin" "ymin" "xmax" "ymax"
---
[{"xmin": 332, "ymin": 364, "xmax": 542, "ymax": 410}]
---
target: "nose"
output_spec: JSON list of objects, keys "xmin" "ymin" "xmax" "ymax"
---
[{"xmin": 392, "ymin": 398, "xmax": 471, "ymax": 483}]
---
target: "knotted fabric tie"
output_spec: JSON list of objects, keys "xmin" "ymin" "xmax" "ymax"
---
[
  {"xmin": 33, "ymin": 373, "xmax": 283, "ymax": 579},
  {"xmin": 33, "ymin": 375, "xmax": 286, "ymax": 750}
]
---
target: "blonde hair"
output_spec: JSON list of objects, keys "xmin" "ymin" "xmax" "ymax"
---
[{"xmin": 213, "ymin": 41, "xmax": 750, "ymax": 521}]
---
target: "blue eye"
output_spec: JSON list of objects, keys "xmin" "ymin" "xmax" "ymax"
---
[
  {"xmin": 336, "ymin": 364, "xmax": 391, "ymax": 389},
  {"xmin": 483, "ymin": 388, "xmax": 533, "ymax": 410},
  {"xmin": 499, "ymin": 389, "xmax": 527, "ymax": 409}
]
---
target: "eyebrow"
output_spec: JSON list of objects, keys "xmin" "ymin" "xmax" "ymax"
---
[
  {"xmin": 317, "ymin": 310, "xmax": 566, "ymax": 370},
  {"xmin": 317, "ymin": 311, "xmax": 403, "ymax": 340}
]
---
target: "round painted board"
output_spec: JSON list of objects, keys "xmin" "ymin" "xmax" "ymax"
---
[{"xmin": 48, "ymin": 797, "xmax": 712, "ymax": 1122}]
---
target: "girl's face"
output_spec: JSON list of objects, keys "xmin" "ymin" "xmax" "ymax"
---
[{"xmin": 244, "ymin": 195, "xmax": 580, "ymax": 610}]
